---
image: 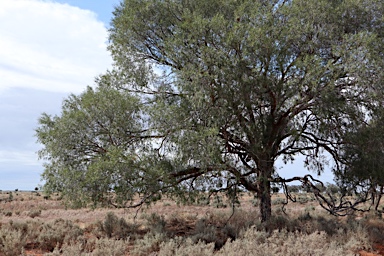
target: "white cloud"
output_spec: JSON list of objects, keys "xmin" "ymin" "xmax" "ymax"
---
[
  {"xmin": 0, "ymin": 150, "xmax": 40, "ymax": 166},
  {"xmin": 0, "ymin": 0, "xmax": 112, "ymax": 93}
]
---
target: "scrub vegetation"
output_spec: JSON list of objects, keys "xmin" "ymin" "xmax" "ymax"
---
[{"xmin": 0, "ymin": 191, "xmax": 384, "ymax": 255}]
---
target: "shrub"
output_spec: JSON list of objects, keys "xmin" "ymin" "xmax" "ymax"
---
[
  {"xmin": 167, "ymin": 213, "xmax": 197, "ymax": 237},
  {"xmin": 159, "ymin": 237, "xmax": 214, "ymax": 256},
  {"xmin": 251, "ymin": 196, "xmax": 259, "ymax": 207},
  {"xmin": 133, "ymin": 232, "xmax": 167, "ymax": 256},
  {"xmin": 27, "ymin": 209, "xmax": 42, "ymax": 218},
  {"xmin": 217, "ymin": 228, "xmax": 365, "ymax": 256},
  {"xmin": 257, "ymin": 215, "xmax": 291, "ymax": 232},
  {"xmin": 103, "ymin": 212, "xmax": 119, "ymax": 238},
  {"xmin": 45, "ymin": 242, "xmax": 83, "ymax": 256},
  {"xmin": 272, "ymin": 197, "xmax": 286, "ymax": 205},
  {"xmin": 225, "ymin": 210, "xmax": 259, "ymax": 238},
  {"xmin": 0, "ymin": 226, "xmax": 27, "ymax": 256},
  {"xmin": 37, "ymin": 219, "xmax": 83, "ymax": 251},
  {"xmin": 212, "ymin": 195, "xmax": 227, "ymax": 208},
  {"xmin": 102, "ymin": 212, "xmax": 136, "ymax": 239},
  {"xmin": 196, "ymin": 195, "xmax": 210, "ymax": 206},
  {"xmin": 145, "ymin": 213, "xmax": 167, "ymax": 234},
  {"xmin": 363, "ymin": 218, "xmax": 384, "ymax": 244},
  {"xmin": 191, "ymin": 215, "xmax": 236, "ymax": 250},
  {"xmin": 191, "ymin": 219, "xmax": 217, "ymax": 245},
  {"xmin": 92, "ymin": 237, "xmax": 128, "ymax": 256},
  {"xmin": 297, "ymin": 195, "xmax": 309, "ymax": 204}
]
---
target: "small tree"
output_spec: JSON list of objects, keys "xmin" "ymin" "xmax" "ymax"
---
[
  {"xmin": 286, "ymin": 185, "xmax": 301, "ymax": 194},
  {"xmin": 325, "ymin": 183, "xmax": 340, "ymax": 196}
]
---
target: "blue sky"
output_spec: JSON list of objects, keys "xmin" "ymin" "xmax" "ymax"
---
[
  {"xmin": 0, "ymin": 0, "xmax": 334, "ymax": 191},
  {"xmin": 0, "ymin": 0, "xmax": 119, "ymax": 190}
]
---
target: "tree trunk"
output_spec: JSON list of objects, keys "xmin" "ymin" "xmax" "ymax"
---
[
  {"xmin": 257, "ymin": 160, "xmax": 273, "ymax": 222},
  {"xmin": 259, "ymin": 175, "xmax": 271, "ymax": 222}
]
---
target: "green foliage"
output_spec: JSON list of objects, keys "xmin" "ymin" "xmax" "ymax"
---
[
  {"xmin": 37, "ymin": 0, "xmax": 384, "ymax": 220},
  {"xmin": 325, "ymin": 183, "xmax": 340, "ymax": 195},
  {"xmin": 36, "ymin": 85, "xmax": 167, "ymax": 208},
  {"xmin": 336, "ymin": 111, "xmax": 384, "ymax": 186},
  {"xmin": 286, "ymin": 185, "xmax": 302, "ymax": 194}
]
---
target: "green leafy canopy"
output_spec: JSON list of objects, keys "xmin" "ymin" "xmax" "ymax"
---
[{"xmin": 36, "ymin": 0, "xmax": 384, "ymax": 220}]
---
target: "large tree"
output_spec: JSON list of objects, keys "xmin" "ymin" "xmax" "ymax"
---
[{"xmin": 37, "ymin": 0, "xmax": 384, "ymax": 221}]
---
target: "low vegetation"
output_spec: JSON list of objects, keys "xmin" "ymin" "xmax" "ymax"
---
[{"xmin": 0, "ymin": 191, "xmax": 384, "ymax": 255}]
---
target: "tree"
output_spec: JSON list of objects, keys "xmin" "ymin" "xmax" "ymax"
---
[
  {"xmin": 36, "ymin": 85, "xmax": 157, "ymax": 207},
  {"xmin": 334, "ymin": 110, "xmax": 384, "ymax": 213},
  {"xmin": 36, "ymin": 0, "xmax": 384, "ymax": 221}
]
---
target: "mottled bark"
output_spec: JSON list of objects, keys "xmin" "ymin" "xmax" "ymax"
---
[{"xmin": 257, "ymin": 160, "xmax": 273, "ymax": 222}]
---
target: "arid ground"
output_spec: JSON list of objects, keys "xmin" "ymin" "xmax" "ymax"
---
[{"xmin": 0, "ymin": 191, "xmax": 383, "ymax": 255}]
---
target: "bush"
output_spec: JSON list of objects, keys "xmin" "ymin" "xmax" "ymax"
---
[
  {"xmin": 191, "ymin": 219, "xmax": 218, "ymax": 246},
  {"xmin": 133, "ymin": 232, "xmax": 167, "ymax": 256},
  {"xmin": 217, "ymin": 228, "xmax": 366, "ymax": 256},
  {"xmin": 363, "ymin": 219, "xmax": 384, "ymax": 244},
  {"xmin": 167, "ymin": 213, "xmax": 197, "ymax": 237},
  {"xmin": 257, "ymin": 215, "xmax": 292, "ymax": 232},
  {"xmin": 103, "ymin": 212, "xmax": 137, "ymax": 240},
  {"xmin": 325, "ymin": 183, "xmax": 340, "ymax": 195},
  {"xmin": 92, "ymin": 237, "xmax": 128, "ymax": 256},
  {"xmin": 195, "ymin": 195, "xmax": 210, "ymax": 206},
  {"xmin": 145, "ymin": 213, "xmax": 167, "ymax": 234},
  {"xmin": 159, "ymin": 237, "xmax": 214, "ymax": 256},
  {"xmin": 0, "ymin": 226, "xmax": 27, "ymax": 256},
  {"xmin": 103, "ymin": 212, "xmax": 118, "ymax": 238},
  {"xmin": 191, "ymin": 214, "xmax": 238, "ymax": 250},
  {"xmin": 297, "ymin": 195, "xmax": 309, "ymax": 204},
  {"xmin": 45, "ymin": 242, "xmax": 83, "ymax": 256},
  {"xmin": 27, "ymin": 209, "xmax": 42, "ymax": 218},
  {"xmin": 37, "ymin": 219, "xmax": 83, "ymax": 251},
  {"xmin": 272, "ymin": 197, "xmax": 286, "ymax": 205},
  {"xmin": 212, "ymin": 195, "xmax": 227, "ymax": 208}
]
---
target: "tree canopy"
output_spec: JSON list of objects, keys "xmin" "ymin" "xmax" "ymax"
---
[
  {"xmin": 334, "ymin": 110, "xmax": 384, "ymax": 212},
  {"xmin": 36, "ymin": 0, "xmax": 384, "ymax": 221}
]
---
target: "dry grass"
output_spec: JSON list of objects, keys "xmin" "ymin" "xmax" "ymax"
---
[{"xmin": 0, "ymin": 191, "xmax": 383, "ymax": 255}]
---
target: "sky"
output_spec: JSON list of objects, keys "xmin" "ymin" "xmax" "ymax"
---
[
  {"xmin": 0, "ymin": 0, "xmax": 120, "ymax": 190},
  {"xmin": 0, "ymin": 0, "xmax": 334, "ymax": 191}
]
